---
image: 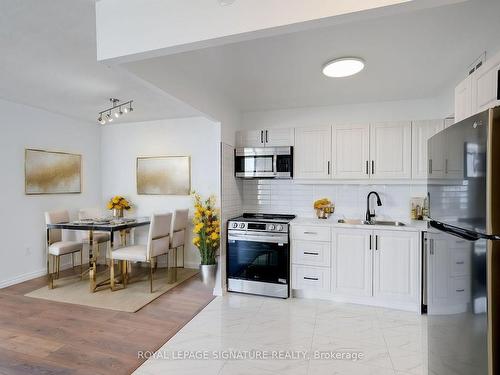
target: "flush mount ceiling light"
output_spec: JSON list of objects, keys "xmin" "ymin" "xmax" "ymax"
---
[
  {"xmin": 97, "ymin": 98, "xmax": 133, "ymax": 124},
  {"xmin": 322, "ymin": 57, "xmax": 365, "ymax": 78}
]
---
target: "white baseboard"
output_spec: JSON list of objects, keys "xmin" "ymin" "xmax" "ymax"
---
[{"xmin": 0, "ymin": 268, "xmax": 47, "ymax": 289}]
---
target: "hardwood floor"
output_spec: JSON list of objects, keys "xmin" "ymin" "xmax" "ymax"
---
[{"xmin": 0, "ymin": 267, "xmax": 215, "ymax": 375}]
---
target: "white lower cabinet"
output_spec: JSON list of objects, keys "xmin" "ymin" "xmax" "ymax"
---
[
  {"xmin": 292, "ymin": 224, "xmax": 421, "ymax": 311},
  {"xmin": 372, "ymin": 230, "xmax": 420, "ymax": 304},
  {"xmin": 331, "ymin": 228, "xmax": 372, "ymax": 297},
  {"xmin": 292, "ymin": 265, "xmax": 331, "ymax": 292}
]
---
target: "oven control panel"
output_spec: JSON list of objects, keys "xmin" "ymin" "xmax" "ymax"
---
[{"xmin": 228, "ymin": 221, "xmax": 288, "ymax": 233}]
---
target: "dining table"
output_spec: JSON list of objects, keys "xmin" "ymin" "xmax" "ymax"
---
[{"xmin": 46, "ymin": 217, "xmax": 150, "ymax": 292}]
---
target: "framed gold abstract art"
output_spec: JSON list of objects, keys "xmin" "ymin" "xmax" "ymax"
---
[
  {"xmin": 25, "ymin": 149, "xmax": 82, "ymax": 195},
  {"xmin": 136, "ymin": 156, "xmax": 191, "ymax": 195}
]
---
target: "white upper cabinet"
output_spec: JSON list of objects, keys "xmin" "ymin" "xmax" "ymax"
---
[
  {"xmin": 332, "ymin": 228, "xmax": 372, "ymax": 297},
  {"xmin": 411, "ymin": 120, "xmax": 445, "ymax": 179},
  {"xmin": 372, "ymin": 230, "xmax": 419, "ymax": 304},
  {"xmin": 264, "ymin": 128, "xmax": 294, "ymax": 147},
  {"xmin": 236, "ymin": 128, "xmax": 294, "ymax": 147},
  {"xmin": 236, "ymin": 129, "xmax": 265, "ymax": 147},
  {"xmin": 454, "ymin": 75, "xmax": 473, "ymax": 123},
  {"xmin": 369, "ymin": 121, "xmax": 412, "ymax": 179},
  {"xmin": 294, "ymin": 126, "xmax": 332, "ymax": 179},
  {"xmin": 471, "ymin": 56, "xmax": 500, "ymax": 113},
  {"xmin": 331, "ymin": 124, "xmax": 370, "ymax": 179},
  {"xmin": 454, "ymin": 51, "xmax": 500, "ymax": 123}
]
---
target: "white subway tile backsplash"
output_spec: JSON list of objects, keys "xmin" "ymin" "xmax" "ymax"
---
[{"xmin": 241, "ymin": 179, "xmax": 426, "ymax": 221}]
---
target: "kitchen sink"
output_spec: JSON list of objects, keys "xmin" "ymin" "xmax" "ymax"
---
[{"xmin": 337, "ymin": 219, "xmax": 406, "ymax": 227}]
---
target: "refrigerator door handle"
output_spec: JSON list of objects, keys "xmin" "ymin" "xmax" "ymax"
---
[{"xmin": 429, "ymin": 220, "xmax": 481, "ymax": 241}]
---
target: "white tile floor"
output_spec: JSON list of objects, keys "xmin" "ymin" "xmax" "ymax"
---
[{"xmin": 134, "ymin": 294, "xmax": 427, "ymax": 375}]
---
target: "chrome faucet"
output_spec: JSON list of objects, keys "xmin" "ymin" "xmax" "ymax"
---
[{"xmin": 366, "ymin": 191, "xmax": 382, "ymax": 223}]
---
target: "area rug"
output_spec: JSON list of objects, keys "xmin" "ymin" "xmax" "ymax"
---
[{"xmin": 25, "ymin": 267, "xmax": 199, "ymax": 312}]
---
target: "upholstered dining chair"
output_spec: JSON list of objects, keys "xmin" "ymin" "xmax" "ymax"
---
[
  {"xmin": 45, "ymin": 210, "xmax": 84, "ymax": 288},
  {"xmin": 78, "ymin": 208, "xmax": 110, "ymax": 269},
  {"xmin": 171, "ymin": 209, "xmax": 189, "ymax": 268},
  {"xmin": 109, "ymin": 213, "xmax": 172, "ymax": 293}
]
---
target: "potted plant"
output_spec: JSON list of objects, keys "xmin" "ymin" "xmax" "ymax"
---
[
  {"xmin": 107, "ymin": 195, "xmax": 131, "ymax": 218},
  {"xmin": 192, "ymin": 192, "xmax": 220, "ymax": 285}
]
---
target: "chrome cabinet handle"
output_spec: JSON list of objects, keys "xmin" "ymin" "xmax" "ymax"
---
[
  {"xmin": 429, "ymin": 159, "xmax": 433, "ymax": 174},
  {"xmin": 265, "ymin": 130, "xmax": 268, "ymax": 143},
  {"xmin": 303, "ymin": 231, "xmax": 317, "ymax": 235},
  {"xmin": 371, "ymin": 160, "xmax": 375, "ymax": 174},
  {"xmin": 429, "ymin": 238, "xmax": 435, "ymax": 255},
  {"xmin": 456, "ymin": 289, "xmax": 465, "ymax": 292},
  {"xmin": 445, "ymin": 159, "xmax": 448, "ymax": 174},
  {"xmin": 261, "ymin": 130, "xmax": 264, "ymax": 144},
  {"xmin": 327, "ymin": 161, "xmax": 331, "ymax": 175},
  {"xmin": 456, "ymin": 261, "xmax": 465, "ymax": 265},
  {"xmin": 304, "ymin": 252, "xmax": 319, "ymax": 256},
  {"xmin": 375, "ymin": 235, "xmax": 379, "ymax": 251},
  {"xmin": 369, "ymin": 235, "xmax": 372, "ymax": 250},
  {"xmin": 366, "ymin": 160, "xmax": 369, "ymax": 175},
  {"xmin": 303, "ymin": 277, "xmax": 319, "ymax": 281}
]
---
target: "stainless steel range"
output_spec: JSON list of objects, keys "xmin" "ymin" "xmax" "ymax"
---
[{"xmin": 227, "ymin": 213, "xmax": 295, "ymax": 298}]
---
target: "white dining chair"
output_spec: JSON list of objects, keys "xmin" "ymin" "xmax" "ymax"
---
[
  {"xmin": 171, "ymin": 209, "xmax": 189, "ymax": 268},
  {"xmin": 109, "ymin": 213, "xmax": 172, "ymax": 293},
  {"xmin": 78, "ymin": 208, "xmax": 111, "ymax": 267},
  {"xmin": 45, "ymin": 210, "xmax": 84, "ymax": 288}
]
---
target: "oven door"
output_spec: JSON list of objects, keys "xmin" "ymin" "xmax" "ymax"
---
[{"xmin": 227, "ymin": 231, "xmax": 289, "ymax": 285}]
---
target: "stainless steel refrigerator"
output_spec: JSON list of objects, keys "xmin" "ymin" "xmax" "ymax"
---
[{"xmin": 426, "ymin": 107, "xmax": 500, "ymax": 375}]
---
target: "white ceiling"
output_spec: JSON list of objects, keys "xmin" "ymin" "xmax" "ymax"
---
[
  {"xmin": 124, "ymin": 0, "xmax": 500, "ymax": 112},
  {"xmin": 0, "ymin": 0, "xmax": 199, "ymax": 124}
]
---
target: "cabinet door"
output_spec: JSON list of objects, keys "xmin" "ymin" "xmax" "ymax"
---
[
  {"xmin": 264, "ymin": 128, "xmax": 294, "ymax": 147},
  {"xmin": 332, "ymin": 228, "xmax": 372, "ymax": 297},
  {"xmin": 331, "ymin": 124, "xmax": 370, "ymax": 179},
  {"xmin": 370, "ymin": 121, "xmax": 411, "ymax": 179},
  {"xmin": 294, "ymin": 126, "xmax": 332, "ymax": 179},
  {"xmin": 471, "ymin": 58, "xmax": 500, "ymax": 113},
  {"xmin": 428, "ymin": 236, "xmax": 450, "ymax": 306},
  {"xmin": 373, "ymin": 230, "xmax": 419, "ymax": 303},
  {"xmin": 236, "ymin": 130, "xmax": 265, "ymax": 148},
  {"xmin": 444, "ymin": 125, "xmax": 464, "ymax": 179},
  {"xmin": 454, "ymin": 76, "xmax": 472, "ymax": 123},
  {"xmin": 411, "ymin": 120, "xmax": 445, "ymax": 179}
]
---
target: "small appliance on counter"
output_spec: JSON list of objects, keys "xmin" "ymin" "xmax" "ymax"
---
[
  {"xmin": 234, "ymin": 147, "xmax": 293, "ymax": 179},
  {"xmin": 227, "ymin": 213, "xmax": 295, "ymax": 298}
]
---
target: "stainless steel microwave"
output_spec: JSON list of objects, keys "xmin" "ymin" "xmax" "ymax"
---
[{"xmin": 235, "ymin": 147, "xmax": 293, "ymax": 179}]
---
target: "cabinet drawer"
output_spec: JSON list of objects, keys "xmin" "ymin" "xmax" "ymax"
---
[
  {"xmin": 292, "ymin": 240, "xmax": 331, "ymax": 267},
  {"xmin": 291, "ymin": 225, "xmax": 331, "ymax": 242},
  {"xmin": 450, "ymin": 277, "xmax": 470, "ymax": 302},
  {"xmin": 451, "ymin": 248, "xmax": 470, "ymax": 277},
  {"xmin": 292, "ymin": 265, "xmax": 331, "ymax": 292}
]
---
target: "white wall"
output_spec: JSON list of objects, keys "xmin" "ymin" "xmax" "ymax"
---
[
  {"xmin": 96, "ymin": 0, "xmax": 426, "ymax": 62},
  {"xmin": 0, "ymin": 99, "xmax": 101, "ymax": 288},
  {"xmin": 100, "ymin": 117, "xmax": 220, "ymax": 268},
  {"xmin": 241, "ymin": 97, "xmax": 452, "ymax": 130}
]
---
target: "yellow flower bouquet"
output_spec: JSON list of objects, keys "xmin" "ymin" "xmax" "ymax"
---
[
  {"xmin": 107, "ymin": 195, "xmax": 131, "ymax": 217},
  {"xmin": 192, "ymin": 192, "xmax": 220, "ymax": 265},
  {"xmin": 313, "ymin": 198, "xmax": 335, "ymax": 219}
]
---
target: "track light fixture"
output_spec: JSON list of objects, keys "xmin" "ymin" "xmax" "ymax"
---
[{"xmin": 97, "ymin": 98, "xmax": 133, "ymax": 124}]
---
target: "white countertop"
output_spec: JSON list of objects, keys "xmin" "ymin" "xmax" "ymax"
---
[{"xmin": 291, "ymin": 216, "xmax": 428, "ymax": 232}]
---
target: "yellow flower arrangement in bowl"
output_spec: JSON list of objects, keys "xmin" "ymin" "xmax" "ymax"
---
[
  {"xmin": 107, "ymin": 195, "xmax": 131, "ymax": 218},
  {"xmin": 314, "ymin": 198, "xmax": 335, "ymax": 219},
  {"xmin": 192, "ymin": 192, "xmax": 220, "ymax": 266}
]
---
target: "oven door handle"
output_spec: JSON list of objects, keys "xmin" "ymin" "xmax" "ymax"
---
[{"xmin": 228, "ymin": 233, "xmax": 288, "ymax": 244}]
